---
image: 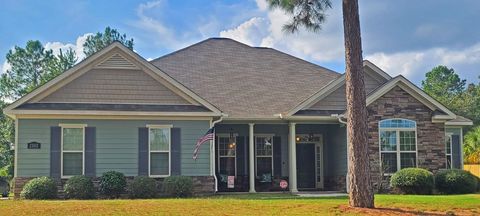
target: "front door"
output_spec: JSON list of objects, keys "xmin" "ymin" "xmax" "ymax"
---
[{"xmin": 296, "ymin": 143, "xmax": 316, "ymax": 189}]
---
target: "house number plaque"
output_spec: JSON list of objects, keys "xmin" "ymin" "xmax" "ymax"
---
[{"xmin": 27, "ymin": 142, "xmax": 41, "ymax": 149}]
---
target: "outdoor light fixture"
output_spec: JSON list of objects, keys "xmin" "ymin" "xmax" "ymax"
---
[{"xmin": 228, "ymin": 129, "xmax": 235, "ymax": 148}]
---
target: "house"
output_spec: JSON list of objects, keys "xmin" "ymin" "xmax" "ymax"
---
[{"xmin": 4, "ymin": 38, "xmax": 472, "ymax": 197}]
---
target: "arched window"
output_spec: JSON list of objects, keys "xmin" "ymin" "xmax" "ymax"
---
[{"xmin": 379, "ymin": 119, "xmax": 417, "ymax": 174}]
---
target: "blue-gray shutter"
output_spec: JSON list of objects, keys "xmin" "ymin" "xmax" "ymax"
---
[
  {"xmin": 273, "ymin": 136, "xmax": 282, "ymax": 177},
  {"xmin": 452, "ymin": 135, "xmax": 462, "ymax": 169},
  {"xmin": 236, "ymin": 136, "xmax": 246, "ymax": 176},
  {"xmin": 171, "ymin": 128, "xmax": 181, "ymax": 176},
  {"xmin": 84, "ymin": 127, "xmax": 96, "ymax": 177},
  {"xmin": 138, "ymin": 127, "xmax": 149, "ymax": 176},
  {"xmin": 50, "ymin": 126, "xmax": 61, "ymax": 178}
]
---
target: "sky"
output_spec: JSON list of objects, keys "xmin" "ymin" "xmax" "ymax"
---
[{"xmin": 1, "ymin": 0, "xmax": 479, "ymax": 86}]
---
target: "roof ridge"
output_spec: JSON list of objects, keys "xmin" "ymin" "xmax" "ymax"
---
[{"xmin": 150, "ymin": 37, "xmax": 253, "ymax": 62}]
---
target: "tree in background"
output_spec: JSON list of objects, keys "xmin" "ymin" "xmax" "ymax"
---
[
  {"xmin": 0, "ymin": 41, "xmax": 56, "ymax": 100},
  {"xmin": 421, "ymin": 66, "xmax": 480, "ymax": 125},
  {"xmin": 422, "ymin": 65, "xmax": 466, "ymax": 108},
  {"xmin": 464, "ymin": 126, "xmax": 480, "ymax": 164},
  {"xmin": 452, "ymin": 82, "xmax": 480, "ymax": 126},
  {"xmin": 43, "ymin": 49, "xmax": 78, "ymax": 83},
  {"xmin": 422, "ymin": 67, "xmax": 480, "ymax": 163},
  {"xmin": 0, "ymin": 101, "xmax": 14, "ymax": 178},
  {"xmin": 267, "ymin": 0, "xmax": 374, "ymax": 208},
  {"xmin": 0, "ymin": 27, "xmax": 134, "ymax": 178},
  {"xmin": 83, "ymin": 27, "xmax": 134, "ymax": 57}
]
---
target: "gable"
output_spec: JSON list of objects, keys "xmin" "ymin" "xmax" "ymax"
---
[
  {"xmin": 307, "ymin": 71, "xmax": 386, "ymax": 110},
  {"xmin": 366, "ymin": 76, "xmax": 456, "ymax": 120},
  {"xmin": 4, "ymin": 42, "xmax": 222, "ymax": 118},
  {"xmin": 36, "ymin": 68, "xmax": 191, "ymax": 105},
  {"xmin": 286, "ymin": 60, "xmax": 391, "ymax": 116},
  {"xmin": 368, "ymin": 86, "xmax": 433, "ymax": 113}
]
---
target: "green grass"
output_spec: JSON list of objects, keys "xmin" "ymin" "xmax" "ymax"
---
[{"xmin": 0, "ymin": 194, "xmax": 478, "ymax": 215}]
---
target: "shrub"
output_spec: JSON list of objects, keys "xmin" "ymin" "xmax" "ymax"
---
[
  {"xmin": 162, "ymin": 176, "xmax": 193, "ymax": 198},
  {"xmin": 20, "ymin": 177, "xmax": 57, "ymax": 199},
  {"xmin": 390, "ymin": 168, "xmax": 434, "ymax": 194},
  {"xmin": 99, "ymin": 171, "xmax": 126, "ymax": 198},
  {"xmin": 128, "ymin": 176, "xmax": 157, "ymax": 198},
  {"xmin": 434, "ymin": 169, "xmax": 478, "ymax": 194},
  {"xmin": 64, "ymin": 176, "xmax": 95, "ymax": 199}
]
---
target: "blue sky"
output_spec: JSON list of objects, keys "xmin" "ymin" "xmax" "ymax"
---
[{"xmin": 1, "ymin": 0, "xmax": 479, "ymax": 85}]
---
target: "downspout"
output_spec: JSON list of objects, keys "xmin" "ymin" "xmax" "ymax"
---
[
  {"xmin": 211, "ymin": 113, "xmax": 226, "ymax": 193},
  {"xmin": 331, "ymin": 114, "xmax": 347, "ymax": 124}
]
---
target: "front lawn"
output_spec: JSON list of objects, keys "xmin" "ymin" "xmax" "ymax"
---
[{"xmin": 0, "ymin": 194, "xmax": 479, "ymax": 215}]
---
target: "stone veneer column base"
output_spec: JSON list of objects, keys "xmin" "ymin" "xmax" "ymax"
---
[{"xmin": 324, "ymin": 175, "xmax": 347, "ymax": 192}]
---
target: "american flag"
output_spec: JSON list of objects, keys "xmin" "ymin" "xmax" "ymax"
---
[{"xmin": 193, "ymin": 127, "xmax": 215, "ymax": 160}]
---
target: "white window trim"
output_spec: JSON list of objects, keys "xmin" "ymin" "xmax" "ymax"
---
[
  {"xmin": 217, "ymin": 134, "xmax": 237, "ymax": 176},
  {"xmin": 445, "ymin": 132, "xmax": 453, "ymax": 169},
  {"xmin": 60, "ymin": 124, "xmax": 86, "ymax": 178},
  {"xmin": 379, "ymin": 119, "xmax": 418, "ymax": 174},
  {"xmin": 254, "ymin": 134, "xmax": 274, "ymax": 177},
  {"xmin": 148, "ymin": 125, "xmax": 172, "ymax": 178}
]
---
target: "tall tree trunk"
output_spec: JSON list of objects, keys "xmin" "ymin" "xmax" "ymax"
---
[{"xmin": 342, "ymin": 0, "xmax": 374, "ymax": 208}]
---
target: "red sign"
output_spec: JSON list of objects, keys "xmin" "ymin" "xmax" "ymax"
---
[
  {"xmin": 227, "ymin": 176, "xmax": 235, "ymax": 188},
  {"xmin": 280, "ymin": 180, "xmax": 288, "ymax": 189}
]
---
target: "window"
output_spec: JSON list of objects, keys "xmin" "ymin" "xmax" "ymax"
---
[
  {"xmin": 379, "ymin": 119, "xmax": 417, "ymax": 174},
  {"xmin": 445, "ymin": 133, "xmax": 453, "ymax": 169},
  {"xmin": 217, "ymin": 135, "xmax": 236, "ymax": 176},
  {"xmin": 61, "ymin": 124, "xmax": 85, "ymax": 177},
  {"xmin": 149, "ymin": 125, "xmax": 171, "ymax": 177},
  {"xmin": 255, "ymin": 135, "xmax": 273, "ymax": 181}
]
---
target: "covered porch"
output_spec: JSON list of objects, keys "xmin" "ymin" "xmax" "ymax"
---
[{"xmin": 214, "ymin": 121, "xmax": 347, "ymax": 193}]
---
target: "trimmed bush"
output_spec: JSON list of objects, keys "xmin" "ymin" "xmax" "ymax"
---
[
  {"xmin": 434, "ymin": 169, "xmax": 478, "ymax": 194},
  {"xmin": 162, "ymin": 176, "xmax": 193, "ymax": 198},
  {"xmin": 390, "ymin": 168, "xmax": 434, "ymax": 194},
  {"xmin": 64, "ymin": 176, "xmax": 95, "ymax": 199},
  {"xmin": 128, "ymin": 176, "xmax": 157, "ymax": 198},
  {"xmin": 99, "ymin": 171, "xmax": 126, "ymax": 198},
  {"xmin": 20, "ymin": 177, "xmax": 57, "ymax": 199}
]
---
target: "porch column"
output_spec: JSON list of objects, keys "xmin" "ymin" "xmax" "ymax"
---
[
  {"xmin": 288, "ymin": 122, "xmax": 298, "ymax": 192},
  {"xmin": 248, "ymin": 123, "xmax": 256, "ymax": 193}
]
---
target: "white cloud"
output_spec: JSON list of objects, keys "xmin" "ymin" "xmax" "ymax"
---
[
  {"xmin": 133, "ymin": 0, "xmax": 194, "ymax": 50},
  {"xmin": 44, "ymin": 33, "xmax": 92, "ymax": 61},
  {"xmin": 255, "ymin": 0, "xmax": 268, "ymax": 11},
  {"xmin": 219, "ymin": 17, "xmax": 269, "ymax": 46},
  {"xmin": 219, "ymin": 0, "xmax": 345, "ymax": 63},
  {"xmin": 366, "ymin": 43, "xmax": 480, "ymax": 84}
]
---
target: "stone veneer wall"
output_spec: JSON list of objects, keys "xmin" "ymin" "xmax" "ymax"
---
[
  {"xmin": 14, "ymin": 176, "xmax": 214, "ymax": 199},
  {"xmin": 324, "ymin": 175, "xmax": 346, "ymax": 191},
  {"xmin": 367, "ymin": 86, "xmax": 446, "ymax": 190}
]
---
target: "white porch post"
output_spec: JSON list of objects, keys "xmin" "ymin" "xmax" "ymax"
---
[
  {"xmin": 288, "ymin": 122, "xmax": 298, "ymax": 192},
  {"xmin": 248, "ymin": 123, "xmax": 256, "ymax": 193}
]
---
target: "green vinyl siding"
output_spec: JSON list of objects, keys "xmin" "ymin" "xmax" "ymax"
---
[{"xmin": 17, "ymin": 119, "xmax": 211, "ymax": 177}]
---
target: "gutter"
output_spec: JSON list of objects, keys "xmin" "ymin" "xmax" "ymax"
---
[{"xmin": 211, "ymin": 113, "xmax": 227, "ymax": 193}]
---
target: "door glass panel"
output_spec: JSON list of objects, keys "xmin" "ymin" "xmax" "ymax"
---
[{"xmin": 219, "ymin": 157, "xmax": 235, "ymax": 176}]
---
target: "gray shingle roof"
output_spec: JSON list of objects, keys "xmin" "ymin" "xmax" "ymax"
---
[{"xmin": 151, "ymin": 38, "xmax": 341, "ymax": 118}]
